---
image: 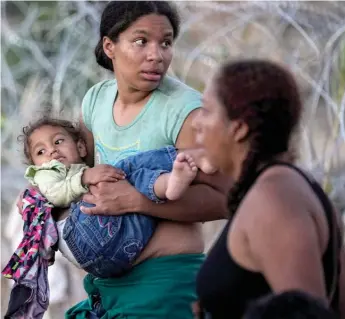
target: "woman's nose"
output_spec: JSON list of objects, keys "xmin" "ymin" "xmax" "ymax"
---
[{"xmin": 147, "ymin": 43, "xmax": 163, "ymax": 63}]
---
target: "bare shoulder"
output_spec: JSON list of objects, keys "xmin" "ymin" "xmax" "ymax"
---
[
  {"xmin": 234, "ymin": 165, "xmax": 330, "ymax": 297},
  {"xmin": 239, "ymin": 164, "xmax": 325, "ymax": 249},
  {"xmin": 243, "ymin": 165, "xmax": 315, "ymax": 218},
  {"xmin": 175, "ymin": 109, "xmax": 200, "ymax": 149},
  {"xmin": 254, "ymin": 164, "xmax": 315, "ymax": 195}
]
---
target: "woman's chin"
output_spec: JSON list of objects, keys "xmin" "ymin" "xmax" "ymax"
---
[
  {"xmin": 134, "ymin": 77, "xmax": 164, "ymax": 92},
  {"xmin": 214, "ymin": 158, "xmax": 232, "ymax": 177},
  {"xmin": 141, "ymin": 82, "xmax": 161, "ymax": 92}
]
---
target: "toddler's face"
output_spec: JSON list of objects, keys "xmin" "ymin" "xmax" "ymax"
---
[{"xmin": 29, "ymin": 125, "xmax": 86, "ymax": 167}]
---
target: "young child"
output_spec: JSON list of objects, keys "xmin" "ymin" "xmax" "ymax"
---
[{"xmin": 20, "ymin": 117, "xmax": 215, "ymax": 277}]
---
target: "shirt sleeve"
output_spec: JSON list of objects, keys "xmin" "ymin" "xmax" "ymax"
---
[
  {"xmin": 25, "ymin": 160, "xmax": 67, "ymax": 186},
  {"xmin": 81, "ymin": 80, "xmax": 114, "ymax": 132},
  {"xmin": 163, "ymin": 88, "xmax": 202, "ymax": 144},
  {"xmin": 81, "ymin": 86, "xmax": 96, "ymax": 132},
  {"xmin": 25, "ymin": 161, "xmax": 88, "ymax": 207}
]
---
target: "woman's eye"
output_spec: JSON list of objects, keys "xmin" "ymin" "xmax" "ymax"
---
[
  {"xmin": 134, "ymin": 38, "xmax": 146, "ymax": 46},
  {"xmin": 55, "ymin": 139, "xmax": 64, "ymax": 145},
  {"xmin": 37, "ymin": 149, "xmax": 44, "ymax": 156},
  {"xmin": 162, "ymin": 40, "xmax": 172, "ymax": 48}
]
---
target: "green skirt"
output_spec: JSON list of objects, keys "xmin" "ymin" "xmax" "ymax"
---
[{"xmin": 65, "ymin": 253, "xmax": 205, "ymax": 319}]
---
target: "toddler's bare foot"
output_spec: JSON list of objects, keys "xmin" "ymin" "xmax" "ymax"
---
[
  {"xmin": 184, "ymin": 148, "xmax": 217, "ymax": 174},
  {"xmin": 166, "ymin": 153, "xmax": 198, "ymax": 200},
  {"xmin": 198, "ymin": 158, "xmax": 217, "ymax": 174}
]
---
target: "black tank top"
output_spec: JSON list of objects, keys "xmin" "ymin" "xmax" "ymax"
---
[{"xmin": 196, "ymin": 162, "xmax": 341, "ymax": 319}]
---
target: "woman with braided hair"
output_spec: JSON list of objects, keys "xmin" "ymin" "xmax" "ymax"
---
[{"xmin": 193, "ymin": 60, "xmax": 345, "ymax": 319}]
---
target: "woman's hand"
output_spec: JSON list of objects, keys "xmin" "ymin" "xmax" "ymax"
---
[{"xmin": 80, "ymin": 180, "xmax": 144, "ymax": 215}]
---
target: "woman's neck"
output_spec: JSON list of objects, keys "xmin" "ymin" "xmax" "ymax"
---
[
  {"xmin": 229, "ymin": 151, "xmax": 293, "ymax": 183},
  {"xmin": 227, "ymin": 145, "xmax": 249, "ymax": 182},
  {"xmin": 258, "ymin": 153, "xmax": 293, "ymax": 169},
  {"xmin": 116, "ymin": 80, "xmax": 153, "ymax": 106}
]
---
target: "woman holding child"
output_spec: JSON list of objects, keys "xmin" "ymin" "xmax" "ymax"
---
[
  {"xmin": 64, "ymin": 1, "xmax": 227, "ymax": 318},
  {"xmin": 13, "ymin": 1, "xmax": 344, "ymax": 318},
  {"xmin": 72, "ymin": 2, "xmax": 345, "ymax": 318},
  {"xmin": 63, "ymin": 1, "xmax": 344, "ymax": 317},
  {"xmin": 8, "ymin": 1, "xmax": 224, "ymax": 318}
]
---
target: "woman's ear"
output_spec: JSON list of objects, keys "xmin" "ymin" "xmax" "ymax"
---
[
  {"xmin": 228, "ymin": 120, "xmax": 249, "ymax": 143},
  {"xmin": 103, "ymin": 36, "xmax": 116, "ymax": 60},
  {"xmin": 77, "ymin": 139, "xmax": 87, "ymax": 158}
]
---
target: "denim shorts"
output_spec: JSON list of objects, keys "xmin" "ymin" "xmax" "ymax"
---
[
  {"xmin": 63, "ymin": 146, "xmax": 177, "ymax": 278},
  {"xmin": 63, "ymin": 202, "xmax": 157, "ymax": 277}
]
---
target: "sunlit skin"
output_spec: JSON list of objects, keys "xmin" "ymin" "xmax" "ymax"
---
[
  {"xmin": 103, "ymin": 14, "xmax": 174, "ymax": 103},
  {"xmin": 193, "ymin": 81, "xmax": 250, "ymax": 180}
]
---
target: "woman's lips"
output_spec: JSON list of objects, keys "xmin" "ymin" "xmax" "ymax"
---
[{"xmin": 141, "ymin": 71, "xmax": 162, "ymax": 82}]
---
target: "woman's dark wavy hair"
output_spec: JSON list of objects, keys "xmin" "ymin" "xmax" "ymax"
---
[
  {"xmin": 214, "ymin": 60, "xmax": 302, "ymax": 215},
  {"xmin": 95, "ymin": 1, "xmax": 180, "ymax": 71},
  {"xmin": 18, "ymin": 117, "xmax": 82, "ymax": 165}
]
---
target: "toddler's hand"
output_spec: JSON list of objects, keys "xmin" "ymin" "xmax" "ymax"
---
[{"xmin": 82, "ymin": 165, "xmax": 126, "ymax": 186}]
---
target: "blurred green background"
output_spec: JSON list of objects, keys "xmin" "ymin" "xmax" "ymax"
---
[{"xmin": 1, "ymin": 1, "xmax": 345, "ymax": 317}]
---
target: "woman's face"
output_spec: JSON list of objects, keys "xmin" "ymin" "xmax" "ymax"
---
[
  {"xmin": 193, "ymin": 82, "xmax": 234, "ymax": 173},
  {"xmin": 104, "ymin": 14, "xmax": 174, "ymax": 92}
]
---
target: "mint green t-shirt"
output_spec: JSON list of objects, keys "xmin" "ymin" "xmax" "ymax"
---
[{"xmin": 82, "ymin": 75, "xmax": 202, "ymax": 166}]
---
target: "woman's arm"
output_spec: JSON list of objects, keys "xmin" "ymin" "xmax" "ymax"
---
[
  {"xmin": 81, "ymin": 110, "xmax": 230, "ymax": 222},
  {"xmin": 142, "ymin": 182, "xmax": 228, "ymax": 221},
  {"xmin": 81, "ymin": 171, "xmax": 228, "ymax": 222},
  {"xmin": 242, "ymin": 170, "xmax": 328, "ymax": 302},
  {"xmin": 138, "ymin": 110, "xmax": 230, "ymax": 221}
]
